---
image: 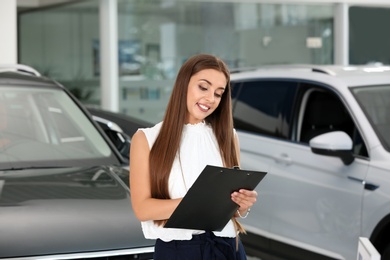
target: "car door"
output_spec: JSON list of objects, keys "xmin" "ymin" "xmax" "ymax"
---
[
  {"xmin": 267, "ymin": 83, "xmax": 369, "ymax": 260},
  {"xmin": 231, "ymin": 79, "xmax": 298, "ymax": 256}
]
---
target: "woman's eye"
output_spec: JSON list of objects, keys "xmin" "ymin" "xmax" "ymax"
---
[
  {"xmin": 214, "ymin": 93, "xmax": 222, "ymax": 98},
  {"xmin": 199, "ymin": 85, "xmax": 207, "ymax": 91}
]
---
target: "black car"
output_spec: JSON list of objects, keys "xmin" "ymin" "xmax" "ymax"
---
[
  {"xmin": 0, "ymin": 65, "xmax": 154, "ymax": 259},
  {"xmin": 87, "ymin": 107, "xmax": 152, "ymax": 164},
  {"xmin": 87, "ymin": 106, "xmax": 152, "ymax": 139}
]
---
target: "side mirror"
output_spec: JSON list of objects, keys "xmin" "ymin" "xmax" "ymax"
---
[{"xmin": 309, "ymin": 131, "xmax": 354, "ymax": 165}]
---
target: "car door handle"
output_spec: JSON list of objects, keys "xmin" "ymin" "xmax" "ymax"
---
[
  {"xmin": 275, "ymin": 153, "xmax": 292, "ymax": 165},
  {"xmin": 348, "ymin": 176, "xmax": 380, "ymax": 191}
]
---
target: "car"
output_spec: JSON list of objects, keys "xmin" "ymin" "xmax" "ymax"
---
[
  {"xmin": 0, "ymin": 64, "xmax": 154, "ymax": 259},
  {"xmin": 229, "ymin": 64, "xmax": 390, "ymax": 260},
  {"xmin": 87, "ymin": 107, "xmax": 152, "ymax": 164},
  {"xmin": 87, "ymin": 106, "xmax": 152, "ymax": 139}
]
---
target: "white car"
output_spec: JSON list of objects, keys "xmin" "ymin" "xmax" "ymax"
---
[{"xmin": 230, "ymin": 65, "xmax": 390, "ymax": 260}]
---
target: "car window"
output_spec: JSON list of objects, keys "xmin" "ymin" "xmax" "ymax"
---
[
  {"xmin": 352, "ymin": 84, "xmax": 390, "ymax": 152},
  {"xmin": 298, "ymin": 88, "xmax": 368, "ymax": 157},
  {"xmin": 231, "ymin": 80, "xmax": 297, "ymax": 139}
]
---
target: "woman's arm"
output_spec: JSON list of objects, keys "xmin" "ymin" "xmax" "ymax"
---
[{"xmin": 129, "ymin": 130, "xmax": 181, "ymax": 222}]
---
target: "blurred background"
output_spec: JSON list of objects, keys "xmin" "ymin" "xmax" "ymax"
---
[{"xmin": 2, "ymin": 0, "xmax": 390, "ymax": 124}]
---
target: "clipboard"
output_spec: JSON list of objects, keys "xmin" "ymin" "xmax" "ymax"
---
[{"xmin": 164, "ymin": 165, "xmax": 267, "ymax": 231}]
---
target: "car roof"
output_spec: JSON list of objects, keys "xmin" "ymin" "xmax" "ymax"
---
[
  {"xmin": 230, "ymin": 64, "xmax": 390, "ymax": 88},
  {"xmin": 0, "ymin": 70, "xmax": 61, "ymax": 88}
]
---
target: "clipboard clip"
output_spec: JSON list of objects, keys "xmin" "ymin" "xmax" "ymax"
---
[
  {"xmin": 220, "ymin": 166, "xmax": 240, "ymax": 173},
  {"xmin": 232, "ymin": 166, "xmax": 252, "ymax": 176}
]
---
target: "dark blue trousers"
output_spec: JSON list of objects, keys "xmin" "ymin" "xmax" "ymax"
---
[{"xmin": 154, "ymin": 231, "xmax": 247, "ymax": 260}]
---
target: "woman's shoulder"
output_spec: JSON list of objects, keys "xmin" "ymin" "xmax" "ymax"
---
[
  {"xmin": 136, "ymin": 121, "xmax": 163, "ymax": 148},
  {"xmin": 138, "ymin": 121, "xmax": 162, "ymax": 135}
]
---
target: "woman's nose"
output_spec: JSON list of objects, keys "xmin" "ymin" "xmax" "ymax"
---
[{"xmin": 205, "ymin": 91, "xmax": 214, "ymax": 103}]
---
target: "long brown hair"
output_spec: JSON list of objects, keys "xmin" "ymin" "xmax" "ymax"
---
[{"xmin": 149, "ymin": 54, "xmax": 239, "ymax": 227}]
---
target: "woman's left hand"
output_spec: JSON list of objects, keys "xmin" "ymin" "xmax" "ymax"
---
[{"xmin": 231, "ymin": 189, "xmax": 258, "ymax": 213}]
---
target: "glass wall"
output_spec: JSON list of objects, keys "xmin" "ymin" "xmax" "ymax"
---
[
  {"xmin": 19, "ymin": 0, "xmax": 333, "ymax": 124},
  {"xmin": 19, "ymin": 1, "xmax": 100, "ymax": 105}
]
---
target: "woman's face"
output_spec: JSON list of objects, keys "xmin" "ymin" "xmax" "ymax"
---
[{"xmin": 186, "ymin": 69, "xmax": 227, "ymax": 124}]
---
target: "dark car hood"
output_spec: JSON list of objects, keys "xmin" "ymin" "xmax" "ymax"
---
[{"xmin": 0, "ymin": 166, "xmax": 153, "ymax": 258}]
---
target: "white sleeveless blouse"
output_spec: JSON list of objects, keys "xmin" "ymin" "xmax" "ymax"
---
[{"xmin": 138, "ymin": 121, "xmax": 236, "ymax": 242}]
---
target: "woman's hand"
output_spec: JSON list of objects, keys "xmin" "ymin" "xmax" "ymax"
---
[{"xmin": 231, "ymin": 189, "xmax": 258, "ymax": 217}]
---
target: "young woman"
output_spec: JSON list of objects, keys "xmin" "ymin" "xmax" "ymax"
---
[{"xmin": 130, "ymin": 54, "xmax": 258, "ymax": 259}]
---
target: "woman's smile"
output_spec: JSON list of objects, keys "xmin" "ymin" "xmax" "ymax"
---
[{"xmin": 197, "ymin": 102, "xmax": 210, "ymax": 112}]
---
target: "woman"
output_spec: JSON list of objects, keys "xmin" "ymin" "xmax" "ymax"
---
[{"xmin": 130, "ymin": 54, "xmax": 258, "ymax": 259}]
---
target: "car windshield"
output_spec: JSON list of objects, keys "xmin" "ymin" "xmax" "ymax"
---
[
  {"xmin": 352, "ymin": 84, "xmax": 390, "ymax": 151},
  {"xmin": 0, "ymin": 85, "xmax": 116, "ymax": 170}
]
